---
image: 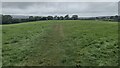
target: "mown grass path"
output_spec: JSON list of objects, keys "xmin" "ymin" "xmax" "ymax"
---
[{"xmin": 20, "ymin": 23, "xmax": 66, "ymax": 66}]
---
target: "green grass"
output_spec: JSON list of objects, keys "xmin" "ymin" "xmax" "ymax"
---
[
  {"xmin": 0, "ymin": 25, "xmax": 2, "ymax": 67},
  {"xmin": 2, "ymin": 20, "xmax": 118, "ymax": 66}
]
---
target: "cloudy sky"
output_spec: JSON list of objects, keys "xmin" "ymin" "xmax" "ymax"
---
[
  {"xmin": 2, "ymin": 2, "xmax": 118, "ymax": 17},
  {"xmin": 1, "ymin": 0, "xmax": 120, "ymax": 2}
]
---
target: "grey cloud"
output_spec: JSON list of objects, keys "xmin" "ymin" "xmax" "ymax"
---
[
  {"xmin": 2, "ymin": 2, "xmax": 35, "ymax": 9},
  {"xmin": 0, "ymin": 2, "xmax": 2, "ymax": 14},
  {"xmin": 1, "ymin": 0, "xmax": 120, "ymax": 2},
  {"xmin": 2, "ymin": 2, "xmax": 118, "ymax": 17}
]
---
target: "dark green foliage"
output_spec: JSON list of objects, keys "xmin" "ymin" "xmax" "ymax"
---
[
  {"xmin": 29, "ymin": 16, "xmax": 35, "ymax": 21},
  {"xmin": 12, "ymin": 19, "xmax": 21, "ymax": 23},
  {"xmin": 59, "ymin": 16, "xmax": 64, "ymax": 20},
  {"xmin": 47, "ymin": 16, "xmax": 53, "ymax": 20},
  {"xmin": 2, "ymin": 15, "xmax": 13, "ymax": 24},
  {"xmin": 54, "ymin": 15, "xmax": 58, "ymax": 20},
  {"xmin": 2, "ymin": 14, "xmax": 119, "ymax": 24},
  {"xmin": 72, "ymin": 15, "xmax": 78, "ymax": 20},
  {"xmin": 64, "ymin": 15, "xmax": 70, "ymax": 20},
  {"xmin": 34, "ymin": 16, "xmax": 41, "ymax": 21}
]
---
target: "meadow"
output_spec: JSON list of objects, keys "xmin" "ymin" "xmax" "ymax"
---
[{"xmin": 2, "ymin": 20, "xmax": 118, "ymax": 66}]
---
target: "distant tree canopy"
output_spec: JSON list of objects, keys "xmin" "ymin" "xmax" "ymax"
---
[
  {"xmin": 0, "ymin": 15, "xmax": 2, "ymax": 24},
  {"xmin": 72, "ymin": 15, "xmax": 78, "ymax": 20},
  {"xmin": 1, "ymin": 14, "xmax": 119, "ymax": 24},
  {"xmin": 47, "ymin": 16, "xmax": 53, "ymax": 20},
  {"xmin": 59, "ymin": 16, "xmax": 64, "ymax": 20},
  {"xmin": 2, "ymin": 15, "xmax": 13, "ymax": 24},
  {"xmin": 29, "ymin": 16, "xmax": 35, "ymax": 21},
  {"xmin": 64, "ymin": 15, "xmax": 70, "ymax": 20},
  {"xmin": 12, "ymin": 19, "xmax": 21, "ymax": 23},
  {"xmin": 35, "ymin": 16, "xmax": 41, "ymax": 21},
  {"xmin": 54, "ymin": 16, "xmax": 58, "ymax": 20}
]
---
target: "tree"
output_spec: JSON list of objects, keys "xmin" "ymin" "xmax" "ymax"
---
[
  {"xmin": 57, "ymin": 16, "xmax": 60, "ymax": 20},
  {"xmin": 59, "ymin": 16, "xmax": 64, "ymax": 20},
  {"xmin": 72, "ymin": 15, "xmax": 78, "ymax": 20},
  {"xmin": 54, "ymin": 16, "xmax": 58, "ymax": 20},
  {"xmin": 41, "ymin": 17, "xmax": 47, "ymax": 20},
  {"xmin": 29, "ymin": 16, "xmax": 35, "ymax": 21},
  {"xmin": 0, "ymin": 15, "xmax": 2, "ymax": 24},
  {"xmin": 21, "ymin": 19, "xmax": 29, "ymax": 22},
  {"xmin": 114, "ymin": 15, "xmax": 118, "ymax": 21},
  {"xmin": 118, "ymin": 16, "xmax": 120, "ymax": 22},
  {"xmin": 95, "ymin": 17, "xmax": 99, "ymax": 20},
  {"xmin": 47, "ymin": 16, "xmax": 53, "ymax": 20},
  {"xmin": 35, "ymin": 16, "xmax": 41, "ymax": 21},
  {"xmin": 110, "ymin": 16, "xmax": 114, "ymax": 19},
  {"xmin": 64, "ymin": 15, "xmax": 69, "ymax": 20},
  {"xmin": 12, "ymin": 19, "xmax": 21, "ymax": 23},
  {"xmin": 2, "ymin": 15, "xmax": 13, "ymax": 24}
]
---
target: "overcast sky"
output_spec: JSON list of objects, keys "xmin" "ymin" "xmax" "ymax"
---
[
  {"xmin": 2, "ymin": 2, "xmax": 118, "ymax": 17},
  {"xmin": 1, "ymin": 0, "xmax": 120, "ymax": 2}
]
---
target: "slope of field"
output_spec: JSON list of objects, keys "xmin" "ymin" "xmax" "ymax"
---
[
  {"xmin": 0, "ymin": 25, "xmax": 2, "ymax": 67},
  {"xmin": 2, "ymin": 20, "xmax": 118, "ymax": 66}
]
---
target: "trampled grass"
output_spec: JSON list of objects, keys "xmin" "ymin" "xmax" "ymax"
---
[{"xmin": 2, "ymin": 20, "xmax": 118, "ymax": 66}]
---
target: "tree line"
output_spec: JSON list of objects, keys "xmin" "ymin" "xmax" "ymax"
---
[
  {"xmin": 1, "ymin": 14, "xmax": 120, "ymax": 24},
  {"xmin": 2, "ymin": 15, "xmax": 79, "ymax": 24}
]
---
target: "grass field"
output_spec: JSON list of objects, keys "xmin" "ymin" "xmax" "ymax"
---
[{"xmin": 2, "ymin": 20, "xmax": 118, "ymax": 66}]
